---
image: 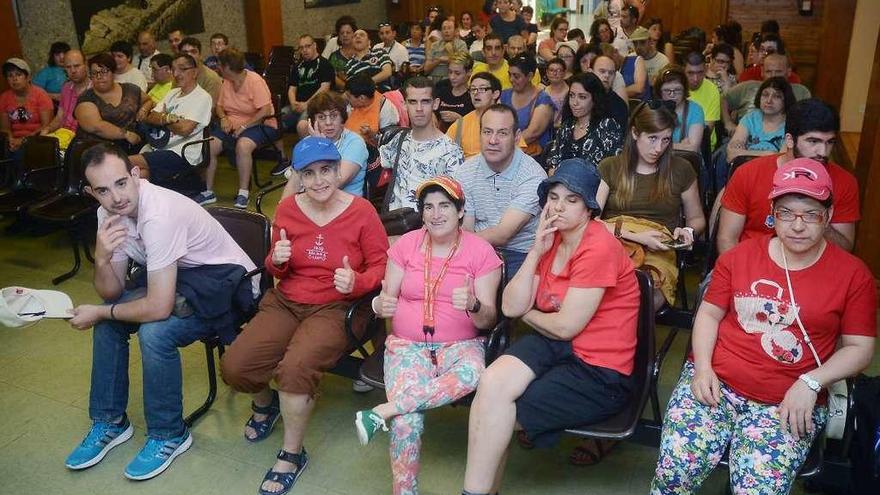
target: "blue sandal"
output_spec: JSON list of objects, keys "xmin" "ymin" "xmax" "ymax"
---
[
  {"xmin": 245, "ymin": 389, "xmax": 280, "ymax": 443},
  {"xmin": 258, "ymin": 448, "xmax": 309, "ymax": 495}
]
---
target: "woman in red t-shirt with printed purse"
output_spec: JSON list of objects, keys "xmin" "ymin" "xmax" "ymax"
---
[{"xmin": 651, "ymin": 158, "xmax": 877, "ymax": 494}]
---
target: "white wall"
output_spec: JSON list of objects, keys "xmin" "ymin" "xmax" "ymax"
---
[{"xmin": 840, "ymin": 0, "xmax": 880, "ymax": 133}]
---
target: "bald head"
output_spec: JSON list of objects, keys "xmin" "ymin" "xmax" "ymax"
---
[
  {"xmin": 592, "ymin": 55, "xmax": 617, "ymax": 90},
  {"xmin": 762, "ymin": 53, "xmax": 790, "ymax": 80},
  {"xmin": 137, "ymin": 31, "xmax": 156, "ymax": 56},
  {"xmin": 64, "ymin": 50, "xmax": 88, "ymax": 83}
]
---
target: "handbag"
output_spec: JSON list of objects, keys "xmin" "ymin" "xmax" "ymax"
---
[
  {"xmin": 780, "ymin": 245, "xmax": 848, "ymax": 440},
  {"xmin": 379, "ymin": 128, "xmax": 422, "ymax": 236}
]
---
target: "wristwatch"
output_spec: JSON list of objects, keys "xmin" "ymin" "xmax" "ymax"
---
[
  {"xmin": 798, "ymin": 373, "xmax": 821, "ymax": 392},
  {"xmin": 469, "ymin": 299, "xmax": 482, "ymax": 314}
]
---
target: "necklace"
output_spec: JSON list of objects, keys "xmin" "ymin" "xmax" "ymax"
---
[{"xmin": 422, "ymin": 230, "xmax": 461, "ymax": 368}]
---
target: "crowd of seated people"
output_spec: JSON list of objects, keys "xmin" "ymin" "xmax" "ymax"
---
[{"xmin": 2, "ymin": 6, "xmax": 876, "ymax": 495}]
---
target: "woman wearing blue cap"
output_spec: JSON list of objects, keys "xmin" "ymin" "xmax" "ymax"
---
[
  {"xmin": 461, "ymin": 158, "xmax": 641, "ymax": 495},
  {"xmin": 221, "ymin": 136, "xmax": 388, "ymax": 495}
]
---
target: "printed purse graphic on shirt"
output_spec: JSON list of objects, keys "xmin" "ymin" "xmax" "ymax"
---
[{"xmin": 732, "ymin": 279, "xmax": 803, "ymax": 364}]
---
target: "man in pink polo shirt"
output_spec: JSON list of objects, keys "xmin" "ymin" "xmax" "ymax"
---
[
  {"xmin": 64, "ymin": 143, "xmax": 258, "ymax": 481},
  {"xmin": 717, "ymin": 98, "xmax": 860, "ymax": 254},
  {"xmin": 39, "ymin": 50, "xmax": 90, "ymax": 149}
]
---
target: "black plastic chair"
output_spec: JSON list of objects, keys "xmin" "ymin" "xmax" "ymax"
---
[
  {"xmin": 565, "ymin": 270, "xmax": 663, "ymax": 446},
  {"xmin": 25, "ymin": 139, "xmax": 101, "ymax": 284},
  {"xmin": 184, "ymin": 206, "xmax": 273, "ymax": 427},
  {"xmin": 150, "ymin": 129, "xmax": 213, "ymax": 197},
  {"xmin": 0, "ymin": 136, "xmax": 63, "ymax": 217},
  {"xmin": 251, "ymin": 91, "xmax": 288, "ymax": 189}
]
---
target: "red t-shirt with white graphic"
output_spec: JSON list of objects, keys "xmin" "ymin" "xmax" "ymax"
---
[
  {"xmin": 266, "ymin": 194, "xmax": 389, "ymax": 304},
  {"xmin": 535, "ymin": 220, "xmax": 640, "ymax": 376},
  {"xmin": 721, "ymin": 154, "xmax": 861, "ymax": 243},
  {"xmin": 705, "ymin": 235, "xmax": 877, "ymax": 404}
]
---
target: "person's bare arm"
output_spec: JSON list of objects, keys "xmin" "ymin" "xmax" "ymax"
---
[
  {"xmin": 523, "ymin": 287, "xmax": 606, "ymax": 340},
  {"xmin": 520, "ymin": 103, "xmax": 553, "ymax": 145},
  {"xmin": 75, "ymin": 102, "xmax": 137, "ymax": 142},
  {"xmin": 337, "ymin": 159, "xmax": 361, "ymax": 188},
  {"xmin": 70, "ymin": 264, "xmax": 178, "ymax": 329},
  {"xmin": 673, "ymin": 121, "xmax": 703, "ymax": 153},
  {"xmin": 423, "ymin": 50, "xmax": 446, "ymax": 74},
  {"xmin": 372, "ymin": 63, "xmax": 393, "ymax": 84},
  {"xmin": 625, "ymin": 57, "xmax": 646, "ymax": 97},
  {"xmin": 473, "ymin": 209, "xmax": 532, "ymax": 247},
  {"xmin": 716, "ymin": 207, "xmax": 746, "ymax": 254},
  {"xmin": 826, "ymin": 223, "xmax": 855, "ymax": 252},
  {"xmin": 538, "ymin": 42, "xmax": 555, "ymax": 62},
  {"xmin": 40, "ymin": 105, "xmax": 64, "ymax": 134}
]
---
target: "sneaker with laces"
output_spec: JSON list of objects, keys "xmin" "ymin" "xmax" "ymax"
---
[
  {"xmin": 355, "ymin": 410, "xmax": 388, "ymax": 446},
  {"xmin": 194, "ymin": 191, "xmax": 217, "ymax": 205},
  {"xmin": 233, "ymin": 194, "xmax": 249, "ymax": 209},
  {"xmin": 270, "ymin": 159, "xmax": 290, "ymax": 176},
  {"xmin": 65, "ymin": 416, "xmax": 134, "ymax": 470},
  {"xmin": 124, "ymin": 430, "xmax": 193, "ymax": 481}
]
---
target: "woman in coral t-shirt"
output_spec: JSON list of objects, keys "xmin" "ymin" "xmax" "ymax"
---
[
  {"xmin": 652, "ymin": 159, "xmax": 877, "ymax": 494},
  {"xmin": 462, "ymin": 159, "xmax": 640, "ymax": 495},
  {"xmin": 355, "ymin": 176, "xmax": 502, "ymax": 495}
]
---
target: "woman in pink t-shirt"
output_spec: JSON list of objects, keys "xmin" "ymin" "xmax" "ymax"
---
[
  {"xmin": 354, "ymin": 176, "xmax": 502, "ymax": 495},
  {"xmin": 651, "ymin": 159, "xmax": 877, "ymax": 494},
  {"xmin": 462, "ymin": 159, "xmax": 640, "ymax": 495}
]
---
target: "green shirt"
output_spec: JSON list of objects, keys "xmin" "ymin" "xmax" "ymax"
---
[
  {"xmin": 689, "ymin": 78, "xmax": 721, "ymax": 149},
  {"xmin": 147, "ymin": 81, "xmax": 173, "ymax": 104}
]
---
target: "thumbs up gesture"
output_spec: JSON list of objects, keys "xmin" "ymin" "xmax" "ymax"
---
[
  {"xmin": 452, "ymin": 274, "xmax": 476, "ymax": 311},
  {"xmin": 334, "ymin": 255, "xmax": 356, "ymax": 294},
  {"xmin": 272, "ymin": 228, "xmax": 292, "ymax": 266},
  {"xmin": 373, "ymin": 280, "xmax": 397, "ymax": 318}
]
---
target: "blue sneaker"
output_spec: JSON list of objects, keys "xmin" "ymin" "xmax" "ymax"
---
[
  {"xmin": 233, "ymin": 194, "xmax": 249, "ymax": 209},
  {"xmin": 65, "ymin": 417, "xmax": 134, "ymax": 470},
  {"xmin": 194, "ymin": 191, "xmax": 217, "ymax": 206},
  {"xmin": 124, "ymin": 430, "xmax": 193, "ymax": 481}
]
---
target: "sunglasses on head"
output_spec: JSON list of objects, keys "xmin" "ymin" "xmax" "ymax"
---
[
  {"xmin": 635, "ymin": 99, "xmax": 676, "ymax": 115},
  {"xmin": 378, "ymin": 22, "xmax": 392, "ymax": 28}
]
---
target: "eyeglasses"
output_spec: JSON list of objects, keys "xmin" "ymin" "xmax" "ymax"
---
[
  {"xmin": 89, "ymin": 68, "xmax": 111, "ymax": 78},
  {"xmin": 773, "ymin": 208, "xmax": 827, "ymax": 224},
  {"xmin": 661, "ymin": 87, "xmax": 684, "ymax": 96},
  {"xmin": 469, "ymin": 86, "xmax": 493, "ymax": 94},
  {"xmin": 546, "ymin": 67, "xmax": 565, "ymax": 74}
]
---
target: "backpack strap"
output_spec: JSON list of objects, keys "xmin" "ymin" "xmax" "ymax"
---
[
  {"xmin": 454, "ymin": 117, "xmax": 464, "ymax": 146},
  {"xmin": 381, "ymin": 128, "xmax": 412, "ymax": 212}
]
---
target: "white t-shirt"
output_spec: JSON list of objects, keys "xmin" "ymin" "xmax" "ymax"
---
[
  {"xmin": 115, "ymin": 67, "xmax": 148, "ymax": 92},
  {"xmin": 373, "ymin": 41, "xmax": 410, "ymax": 72},
  {"xmin": 322, "ymin": 37, "xmax": 339, "ymax": 59},
  {"xmin": 152, "ymin": 85, "xmax": 213, "ymax": 165},
  {"xmin": 100, "ymin": 180, "xmax": 259, "ymax": 295},
  {"xmin": 133, "ymin": 50, "xmax": 160, "ymax": 83}
]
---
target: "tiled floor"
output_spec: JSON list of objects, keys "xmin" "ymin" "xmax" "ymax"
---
[{"xmin": 1, "ymin": 163, "xmax": 876, "ymax": 494}]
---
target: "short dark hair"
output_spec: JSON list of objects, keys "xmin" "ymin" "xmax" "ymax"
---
[
  {"xmin": 785, "ymin": 98, "xmax": 840, "ymax": 141},
  {"xmin": 218, "ymin": 48, "xmax": 245, "ymax": 72},
  {"xmin": 403, "ymin": 75, "xmax": 435, "ymax": 98},
  {"xmin": 470, "ymin": 71, "xmax": 502, "ymax": 93},
  {"xmin": 83, "ymin": 142, "xmax": 133, "ymax": 185},
  {"xmin": 521, "ymin": 5, "xmax": 533, "ymax": 15},
  {"xmin": 623, "ymin": 4, "xmax": 639, "ymax": 19},
  {"xmin": 761, "ymin": 19, "xmax": 780, "ymax": 35},
  {"xmin": 48, "ymin": 42, "xmax": 71, "ymax": 67},
  {"xmin": 88, "ymin": 52, "xmax": 117, "ymax": 73},
  {"xmin": 172, "ymin": 53, "xmax": 197, "ymax": 69},
  {"xmin": 550, "ymin": 17, "xmax": 568, "ymax": 33},
  {"xmin": 179, "ymin": 37, "xmax": 202, "ymax": 53},
  {"xmin": 589, "ymin": 18, "xmax": 611, "ymax": 41},
  {"xmin": 152, "ymin": 53, "xmax": 174, "ymax": 69},
  {"xmin": 109, "ymin": 40, "xmax": 133, "ymax": 60},
  {"xmin": 760, "ymin": 33, "xmax": 785, "ymax": 54},
  {"xmin": 335, "ymin": 15, "xmax": 358, "ymax": 34},
  {"xmin": 417, "ymin": 184, "xmax": 465, "ymax": 216},
  {"xmin": 307, "ymin": 91, "xmax": 348, "ymax": 122},
  {"xmin": 754, "ymin": 77, "xmax": 797, "ymax": 114},
  {"xmin": 568, "ymin": 28, "xmax": 585, "ymax": 41},
  {"xmin": 483, "ymin": 33, "xmax": 503, "ymax": 46},
  {"xmin": 575, "ymin": 42, "xmax": 602, "ymax": 74},
  {"xmin": 345, "ymin": 73, "xmax": 376, "ymax": 97},
  {"xmin": 480, "ymin": 103, "xmax": 519, "ymax": 131},
  {"xmin": 210, "ymin": 32, "xmax": 229, "ymax": 44},
  {"xmin": 711, "ymin": 42, "xmax": 735, "ymax": 60},
  {"xmin": 508, "ymin": 54, "xmax": 537, "ymax": 77},
  {"xmin": 684, "ymin": 51, "xmax": 704, "ymax": 67}
]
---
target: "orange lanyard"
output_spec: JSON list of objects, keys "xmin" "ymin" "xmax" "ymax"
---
[{"xmin": 421, "ymin": 230, "xmax": 460, "ymax": 336}]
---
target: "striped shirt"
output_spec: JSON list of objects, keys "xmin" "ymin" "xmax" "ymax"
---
[
  {"xmin": 453, "ymin": 149, "xmax": 547, "ymax": 253},
  {"xmin": 403, "ymin": 39, "xmax": 426, "ymax": 67},
  {"xmin": 345, "ymin": 47, "xmax": 393, "ymax": 91}
]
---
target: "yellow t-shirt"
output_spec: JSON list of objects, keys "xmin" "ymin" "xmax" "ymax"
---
[
  {"xmin": 446, "ymin": 110, "xmax": 527, "ymax": 160},
  {"xmin": 148, "ymin": 81, "xmax": 173, "ymax": 104},
  {"xmin": 471, "ymin": 60, "xmax": 542, "ymax": 90}
]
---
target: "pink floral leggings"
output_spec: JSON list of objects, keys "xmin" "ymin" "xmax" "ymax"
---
[{"xmin": 383, "ymin": 334, "xmax": 485, "ymax": 495}]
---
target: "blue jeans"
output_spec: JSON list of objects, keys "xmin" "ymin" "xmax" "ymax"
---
[
  {"xmin": 89, "ymin": 309, "xmax": 213, "ymax": 439},
  {"xmin": 498, "ymin": 248, "xmax": 528, "ymax": 283}
]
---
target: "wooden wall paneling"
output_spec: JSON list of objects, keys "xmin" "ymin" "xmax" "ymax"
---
[
  {"xmin": 642, "ymin": 0, "xmax": 728, "ymax": 38},
  {"xmin": 0, "ymin": 1, "xmax": 24, "ymax": 92},
  {"xmin": 854, "ymin": 30, "xmax": 880, "ymax": 277},
  {"xmin": 245, "ymin": 0, "xmax": 284, "ymax": 59},
  {"xmin": 813, "ymin": 0, "xmax": 857, "ymax": 110}
]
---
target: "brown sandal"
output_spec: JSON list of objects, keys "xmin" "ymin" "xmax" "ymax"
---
[
  {"xmin": 568, "ymin": 439, "xmax": 617, "ymax": 466},
  {"xmin": 515, "ymin": 430, "xmax": 534, "ymax": 449}
]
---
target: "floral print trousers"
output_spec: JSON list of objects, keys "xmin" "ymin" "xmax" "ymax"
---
[
  {"xmin": 650, "ymin": 362, "xmax": 827, "ymax": 494},
  {"xmin": 384, "ymin": 334, "xmax": 485, "ymax": 495}
]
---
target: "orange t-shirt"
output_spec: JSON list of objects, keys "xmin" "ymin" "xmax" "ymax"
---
[{"xmin": 218, "ymin": 70, "xmax": 276, "ymax": 129}]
